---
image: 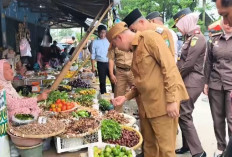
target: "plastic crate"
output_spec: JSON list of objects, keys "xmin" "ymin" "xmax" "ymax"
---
[{"xmin": 55, "ymin": 130, "xmax": 102, "ymax": 153}]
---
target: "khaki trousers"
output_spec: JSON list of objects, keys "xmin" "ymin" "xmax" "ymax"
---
[
  {"xmin": 114, "ymin": 68, "xmax": 134, "ymax": 112},
  {"xmin": 140, "ymin": 114, "xmax": 178, "ymax": 157}
]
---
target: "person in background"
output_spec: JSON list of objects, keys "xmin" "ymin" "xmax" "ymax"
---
[
  {"xmin": 107, "ymin": 22, "xmax": 188, "ymax": 157},
  {"xmin": 2, "ymin": 47, "xmax": 17, "ymax": 73},
  {"xmin": 146, "ymin": 11, "xmax": 179, "ymax": 62},
  {"xmin": 50, "ymin": 40, "xmax": 61, "ymax": 60},
  {"xmin": 91, "ymin": 25, "xmax": 114, "ymax": 94},
  {"xmin": 61, "ymin": 48, "xmax": 68, "ymax": 64},
  {"xmin": 108, "ymin": 48, "xmax": 133, "ymax": 112},
  {"xmin": 213, "ymin": 0, "xmax": 232, "ymax": 27},
  {"xmin": 72, "ymin": 36, "xmax": 78, "ymax": 47},
  {"xmin": 204, "ymin": 19, "xmax": 232, "ymax": 157},
  {"xmin": 49, "ymin": 41, "xmax": 61, "ymax": 68},
  {"xmin": 174, "ymin": 8, "xmax": 207, "ymax": 157}
]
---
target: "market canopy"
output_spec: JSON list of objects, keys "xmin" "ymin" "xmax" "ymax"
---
[{"xmin": 17, "ymin": 0, "xmax": 116, "ymax": 29}]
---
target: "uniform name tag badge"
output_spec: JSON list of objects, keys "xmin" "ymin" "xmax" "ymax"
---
[{"xmin": 191, "ymin": 37, "xmax": 198, "ymax": 47}]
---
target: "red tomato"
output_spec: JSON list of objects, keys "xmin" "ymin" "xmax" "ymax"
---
[
  {"xmin": 49, "ymin": 108, "xmax": 53, "ymax": 111},
  {"xmin": 57, "ymin": 108, "xmax": 61, "ymax": 112},
  {"xmin": 57, "ymin": 104, "xmax": 62, "ymax": 108},
  {"xmin": 56, "ymin": 99, "xmax": 61, "ymax": 104},
  {"xmin": 61, "ymin": 106, "xmax": 67, "ymax": 111},
  {"xmin": 66, "ymin": 106, "xmax": 72, "ymax": 110},
  {"xmin": 70, "ymin": 104, "xmax": 74, "ymax": 109}
]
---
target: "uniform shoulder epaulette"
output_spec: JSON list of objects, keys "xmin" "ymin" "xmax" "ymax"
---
[
  {"xmin": 156, "ymin": 27, "xmax": 164, "ymax": 34},
  {"xmin": 211, "ymin": 32, "xmax": 222, "ymax": 37}
]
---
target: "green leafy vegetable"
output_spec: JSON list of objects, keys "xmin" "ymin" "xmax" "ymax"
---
[
  {"xmin": 75, "ymin": 95, "xmax": 94, "ymax": 107},
  {"xmin": 15, "ymin": 114, "xmax": 34, "ymax": 120},
  {"xmin": 101, "ymin": 119, "xmax": 122, "ymax": 140},
  {"xmin": 47, "ymin": 90, "xmax": 69, "ymax": 105},
  {"xmin": 99, "ymin": 99, "xmax": 111, "ymax": 111}
]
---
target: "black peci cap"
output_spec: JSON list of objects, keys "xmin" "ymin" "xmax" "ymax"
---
[
  {"xmin": 146, "ymin": 11, "xmax": 162, "ymax": 20},
  {"xmin": 173, "ymin": 8, "xmax": 192, "ymax": 28},
  {"xmin": 98, "ymin": 25, "xmax": 107, "ymax": 32},
  {"xmin": 123, "ymin": 8, "xmax": 143, "ymax": 27}
]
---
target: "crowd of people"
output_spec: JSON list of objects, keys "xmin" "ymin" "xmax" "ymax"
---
[{"xmin": 1, "ymin": 0, "xmax": 232, "ymax": 156}]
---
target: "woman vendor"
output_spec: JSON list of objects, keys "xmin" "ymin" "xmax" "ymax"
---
[{"xmin": 0, "ymin": 59, "xmax": 50, "ymax": 120}]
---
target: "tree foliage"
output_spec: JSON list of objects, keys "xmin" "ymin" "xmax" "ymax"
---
[{"xmin": 119, "ymin": 0, "xmax": 197, "ymax": 21}]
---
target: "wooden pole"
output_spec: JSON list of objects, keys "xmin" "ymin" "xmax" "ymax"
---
[
  {"xmin": 70, "ymin": 56, "xmax": 91, "ymax": 81},
  {"xmin": 51, "ymin": 3, "xmax": 113, "ymax": 90}
]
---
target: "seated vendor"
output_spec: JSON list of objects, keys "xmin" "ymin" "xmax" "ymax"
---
[
  {"xmin": 14, "ymin": 61, "xmax": 27, "ymax": 80},
  {"xmin": 0, "ymin": 59, "xmax": 50, "ymax": 120}
]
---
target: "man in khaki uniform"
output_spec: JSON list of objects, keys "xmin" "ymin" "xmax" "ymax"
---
[
  {"xmin": 108, "ymin": 48, "xmax": 134, "ymax": 112},
  {"xmin": 123, "ymin": 8, "xmax": 175, "ymax": 58},
  {"xmin": 107, "ymin": 22, "xmax": 189, "ymax": 157}
]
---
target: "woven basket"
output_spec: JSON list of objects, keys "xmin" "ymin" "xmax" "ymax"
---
[
  {"xmin": 8, "ymin": 123, "xmax": 66, "ymax": 139},
  {"xmin": 121, "ymin": 125, "xmax": 143, "ymax": 150}
]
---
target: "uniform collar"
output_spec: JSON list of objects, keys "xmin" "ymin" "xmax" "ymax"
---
[
  {"xmin": 187, "ymin": 28, "xmax": 201, "ymax": 37},
  {"xmin": 131, "ymin": 32, "xmax": 142, "ymax": 51},
  {"xmin": 220, "ymin": 32, "xmax": 232, "ymax": 40}
]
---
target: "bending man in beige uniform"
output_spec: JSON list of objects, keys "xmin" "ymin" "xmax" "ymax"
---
[
  {"xmin": 108, "ymin": 48, "xmax": 133, "ymax": 112},
  {"xmin": 107, "ymin": 22, "xmax": 189, "ymax": 157}
]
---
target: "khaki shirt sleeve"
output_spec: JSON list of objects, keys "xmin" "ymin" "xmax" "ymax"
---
[
  {"xmin": 107, "ymin": 48, "xmax": 115, "ymax": 60},
  {"xmin": 144, "ymin": 31, "xmax": 179, "ymax": 103},
  {"xmin": 125, "ymin": 86, "xmax": 139, "ymax": 100}
]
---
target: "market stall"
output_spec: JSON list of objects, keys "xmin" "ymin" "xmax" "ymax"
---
[{"xmin": 5, "ymin": 0, "xmax": 143, "ymax": 156}]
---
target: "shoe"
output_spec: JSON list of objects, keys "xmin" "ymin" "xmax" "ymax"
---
[
  {"xmin": 193, "ymin": 151, "xmax": 207, "ymax": 157},
  {"xmin": 175, "ymin": 147, "xmax": 190, "ymax": 154},
  {"xmin": 214, "ymin": 149, "xmax": 223, "ymax": 157}
]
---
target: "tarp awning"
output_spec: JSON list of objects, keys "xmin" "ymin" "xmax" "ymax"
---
[{"xmin": 17, "ymin": 0, "xmax": 114, "ymax": 29}]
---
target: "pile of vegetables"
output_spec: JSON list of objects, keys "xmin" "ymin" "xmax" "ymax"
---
[
  {"xmin": 93, "ymin": 145, "xmax": 133, "ymax": 157},
  {"xmin": 75, "ymin": 88, "xmax": 96, "ymax": 95},
  {"xmin": 69, "ymin": 78, "xmax": 91, "ymax": 88},
  {"xmin": 72, "ymin": 110, "xmax": 91, "ymax": 118},
  {"xmin": 49, "ymin": 99, "xmax": 76, "ymax": 112},
  {"xmin": 58, "ymin": 85, "xmax": 72, "ymax": 92},
  {"xmin": 99, "ymin": 99, "xmax": 114, "ymax": 111},
  {"xmin": 75, "ymin": 95, "xmax": 94, "ymax": 107},
  {"xmin": 101, "ymin": 120, "xmax": 139, "ymax": 148},
  {"xmin": 47, "ymin": 90, "xmax": 69, "ymax": 106},
  {"xmin": 105, "ymin": 128, "xmax": 140, "ymax": 148},
  {"xmin": 64, "ymin": 71, "xmax": 75, "ymax": 78},
  {"xmin": 101, "ymin": 119, "xmax": 121, "ymax": 141}
]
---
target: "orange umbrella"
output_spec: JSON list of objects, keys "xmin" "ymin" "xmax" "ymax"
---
[{"xmin": 208, "ymin": 20, "xmax": 221, "ymax": 31}]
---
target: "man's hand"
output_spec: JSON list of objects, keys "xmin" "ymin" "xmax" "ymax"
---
[
  {"xmin": 167, "ymin": 102, "xmax": 179, "ymax": 118},
  {"xmin": 203, "ymin": 84, "xmax": 209, "ymax": 95},
  {"xmin": 37, "ymin": 89, "xmax": 51, "ymax": 102},
  {"xmin": 110, "ymin": 74, "xmax": 117, "ymax": 84},
  {"xmin": 111, "ymin": 96, "xmax": 127, "ymax": 106}
]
